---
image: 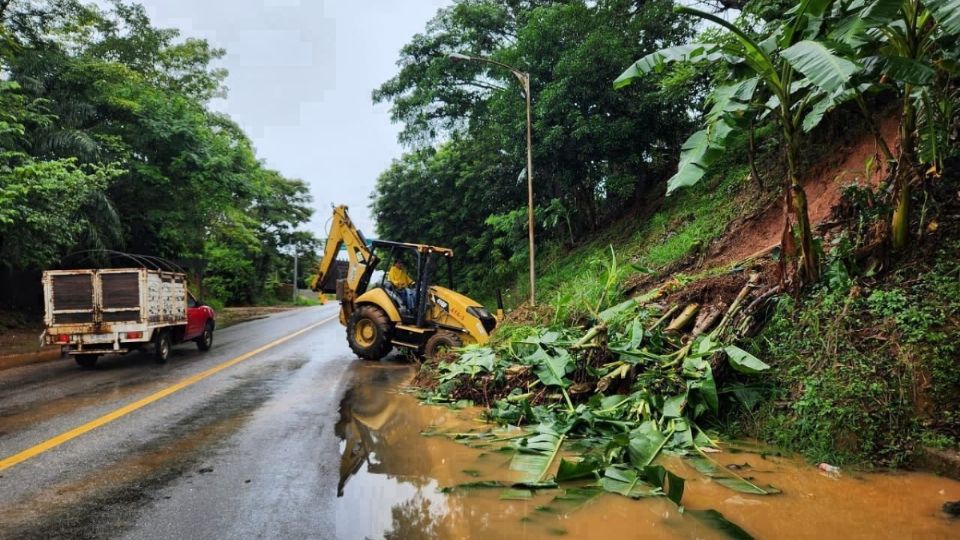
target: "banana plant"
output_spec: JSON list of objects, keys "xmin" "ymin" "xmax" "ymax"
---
[
  {"xmin": 616, "ymin": 0, "xmax": 868, "ymax": 284},
  {"xmin": 819, "ymin": 0, "xmax": 960, "ymax": 250}
]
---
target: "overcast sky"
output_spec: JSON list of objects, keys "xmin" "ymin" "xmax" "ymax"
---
[{"xmin": 133, "ymin": 0, "xmax": 451, "ymax": 238}]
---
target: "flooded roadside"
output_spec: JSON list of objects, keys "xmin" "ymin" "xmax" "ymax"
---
[{"xmin": 335, "ymin": 362, "xmax": 960, "ymax": 539}]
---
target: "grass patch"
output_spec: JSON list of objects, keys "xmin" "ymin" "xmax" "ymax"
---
[{"xmin": 505, "ymin": 160, "xmax": 758, "ymax": 310}]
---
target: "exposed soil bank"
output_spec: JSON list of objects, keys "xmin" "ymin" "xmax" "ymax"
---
[{"xmin": 336, "ymin": 363, "xmax": 960, "ymax": 539}]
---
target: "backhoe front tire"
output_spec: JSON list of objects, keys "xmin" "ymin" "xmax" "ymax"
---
[
  {"xmin": 423, "ymin": 331, "xmax": 462, "ymax": 361},
  {"xmin": 346, "ymin": 305, "xmax": 393, "ymax": 361}
]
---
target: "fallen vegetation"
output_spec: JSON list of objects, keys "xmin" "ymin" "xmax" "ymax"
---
[{"xmin": 415, "ymin": 248, "xmax": 787, "ymax": 526}]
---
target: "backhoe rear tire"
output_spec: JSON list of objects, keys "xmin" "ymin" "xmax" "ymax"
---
[
  {"xmin": 423, "ymin": 331, "xmax": 462, "ymax": 361},
  {"xmin": 346, "ymin": 305, "xmax": 393, "ymax": 361}
]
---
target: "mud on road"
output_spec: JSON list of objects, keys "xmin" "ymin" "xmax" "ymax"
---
[
  {"xmin": 336, "ymin": 364, "xmax": 960, "ymax": 540},
  {"xmin": 0, "ymin": 303, "xmax": 957, "ymax": 540}
]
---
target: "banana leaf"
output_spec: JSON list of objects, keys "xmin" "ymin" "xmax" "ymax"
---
[
  {"xmin": 441, "ymin": 479, "xmax": 559, "ymax": 493},
  {"xmin": 925, "ymin": 0, "xmax": 960, "ymax": 35},
  {"xmin": 556, "ymin": 455, "xmax": 603, "ymax": 482},
  {"xmin": 781, "ymin": 40, "xmax": 861, "ymax": 95},
  {"xmin": 640, "ymin": 464, "xmax": 685, "ymax": 506},
  {"xmin": 628, "ymin": 421, "xmax": 669, "ymax": 468},
  {"xmin": 724, "ymin": 346, "xmax": 771, "ymax": 374},
  {"xmin": 687, "ymin": 509, "xmax": 755, "ymax": 540},
  {"xmin": 684, "ymin": 357, "xmax": 719, "ymax": 415},
  {"xmin": 510, "ymin": 424, "xmax": 566, "ymax": 483},
  {"xmin": 686, "ymin": 451, "xmax": 780, "ymax": 495},
  {"xmin": 614, "ymin": 43, "xmax": 725, "ymax": 88},
  {"xmin": 548, "ymin": 486, "xmax": 604, "ymax": 513},
  {"xmin": 881, "ymin": 56, "xmax": 936, "ymax": 86},
  {"xmin": 599, "ymin": 465, "xmax": 660, "ymax": 499},
  {"xmin": 598, "ymin": 297, "xmax": 637, "ymax": 322},
  {"xmin": 500, "ymin": 489, "xmax": 533, "ymax": 500},
  {"xmin": 663, "ymin": 393, "xmax": 687, "ymax": 418},
  {"xmin": 628, "ymin": 316, "xmax": 644, "ymax": 349},
  {"xmin": 666, "ymin": 122, "xmax": 732, "ymax": 193},
  {"xmin": 528, "ymin": 348, "xmax": 572, "ymax": 388}
]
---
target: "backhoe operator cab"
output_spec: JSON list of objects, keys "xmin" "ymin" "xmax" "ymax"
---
[{"xmin": 311, "ymin": 205, "xmax": 500, "ymax": 361}]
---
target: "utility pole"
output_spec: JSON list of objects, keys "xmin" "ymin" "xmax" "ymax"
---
[
  {"xmin": 447, "ymin": 52, "xmax": 536, "ymax": 306},
  {"xmin": 292, "ymin": 248, "xmax": 299, "ymax": 304}
]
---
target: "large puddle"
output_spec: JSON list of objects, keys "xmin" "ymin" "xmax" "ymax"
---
[{"xmin": 335, "ymin": 363, "xmax": 960, "ymax": 539}]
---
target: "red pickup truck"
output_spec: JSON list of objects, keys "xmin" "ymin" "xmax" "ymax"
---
[{"xmin": 41, "ymin": 268, "xmax": 216, "ymax": 368}]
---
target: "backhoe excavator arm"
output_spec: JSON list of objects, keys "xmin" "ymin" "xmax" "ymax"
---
[{"xmin": 310, "ymin": 206, "xmax": 375, "ymax": 316}]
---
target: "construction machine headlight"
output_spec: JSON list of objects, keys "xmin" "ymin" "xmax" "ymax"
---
[
  {"xmin": 466, "ymin": 306, "xmax": 489, "ymax": 319},
  {"xmin": 467, "ymin": 306, "xmax": 497, "ymax": 334}
]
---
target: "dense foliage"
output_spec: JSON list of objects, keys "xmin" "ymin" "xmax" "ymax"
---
[
  {"xmin": 375, "ymin": 0, "xmax": 959, "ymax": 300},
  {"xmin": 0, "ymin": 0, "xmax": 315, "ymax": 306},
  {"xmin": 372, "ymin": 0, "xmax": 700, "ymax": 299},
  {"xmin": 384, "ymin": 0, "xmax": 959, "ymax": 472}
]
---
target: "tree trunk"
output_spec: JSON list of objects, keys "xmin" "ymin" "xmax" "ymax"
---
[
  {"xmin": 748, "ymin": 118, "xmax": 763, "ymax": 190},
  {"xmin": 783, "ymin": 126, "xmax": 819, "ymax": 283},
  {"xmin": 891, "ymin": 91, "xmax": 916, "ymax": 251},
  {"xmin": 791, "ymin": 182, "xmax": 819, "ymax": 281}
]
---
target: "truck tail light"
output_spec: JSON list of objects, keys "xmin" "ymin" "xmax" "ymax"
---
[
  {"xmin": 126, "ymin": 331, "xmax": 143, "ymax": 339},
  {"xmin": 56, "ymin": 334, "xmax": 69, "ymax": 344}
]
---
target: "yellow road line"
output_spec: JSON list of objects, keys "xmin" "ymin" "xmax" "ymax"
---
[{"xmin": 0, "ymin": 314, "xmax": 339, "ymax": 472}]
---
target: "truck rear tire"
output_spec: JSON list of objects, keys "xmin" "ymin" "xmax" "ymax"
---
[
  {"xmin": 346, "ymin": 305, "xmax": 393, "ymax": 361},
  {"xmin": 196, "ymin": 321, "xmax": 214, "ymax": 352},
  {"xmin": 154, "ymin": 330, "xmax": 171, "ymax": 364},
  {"xmin": 75, "ymin": 355, "xmax": 99, "ymax": 369},
  {"xmin": 423, "ymin": 331, "xmax": 463, "ymax": 360}
]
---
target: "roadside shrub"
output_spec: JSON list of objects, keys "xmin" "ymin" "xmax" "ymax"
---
[{"xmin": 748, "ymin": 240, "xmax": 960, "ymax": 466}]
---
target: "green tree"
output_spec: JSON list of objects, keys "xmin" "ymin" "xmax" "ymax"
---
[
  {"xmin": 820, "ymin": 0, "xmax": 960, "ymax": 250},
  {"xmin": 374, "ymin": 0, "xmax": 699, "ymax": 296},
  {"xmin": 0, "ymin": 0, "xmax": 316, "ymax": 306},
  {"xmin": 616, "ymin": 1, "xmax": 871, "ymax": 283}
]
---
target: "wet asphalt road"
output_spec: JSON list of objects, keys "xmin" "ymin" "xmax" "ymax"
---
[{"xmin": 0, "ymin": 305, "xmax": 363, "ymax": 539}]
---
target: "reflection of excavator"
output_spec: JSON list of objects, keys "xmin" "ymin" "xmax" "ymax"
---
[{"xmin": 310, "ymin": 205, "xmax": 502, "ymax": 360}]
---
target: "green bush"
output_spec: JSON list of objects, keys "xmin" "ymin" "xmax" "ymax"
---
[{"xmin": 748, "ymin": 240, "xmax": 960, "ymax": 466}]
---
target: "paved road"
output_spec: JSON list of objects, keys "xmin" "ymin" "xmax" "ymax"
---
[{"xmin": 0, "ymin": 305, "xmax": 364, "ymax": 539}]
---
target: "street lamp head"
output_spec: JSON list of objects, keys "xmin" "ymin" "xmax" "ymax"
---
[{"xmin": 448, "ymin": 52, "xmax": 472, "ymax": 62}]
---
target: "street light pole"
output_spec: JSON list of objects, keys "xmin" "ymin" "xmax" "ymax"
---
[
  {"xmin": 292, "ymin": 248, "xmax": 299, "ymax": 304},
  {"xmin": 448, "ymin": 53, "xmax": 536, "ymax": 306}
]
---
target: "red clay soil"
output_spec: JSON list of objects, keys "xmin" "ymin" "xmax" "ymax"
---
[{"xmin": 706, "ymin": 118, "xmax": 900, "ymax": 267}]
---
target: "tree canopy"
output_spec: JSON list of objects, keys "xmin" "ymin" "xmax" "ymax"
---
[
  {"xmin": 373, "ymin": 0, "xmax": 700, "ymax": 297},
  {"xmin": 375, "ymin": 0, "xmax": 959, "ymax": 299},
  {"xmin": 0, "ymin": 0, "xmax": 315, "ymax": 305}
]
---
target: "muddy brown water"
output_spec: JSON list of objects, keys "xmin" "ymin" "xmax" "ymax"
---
[{"xmin": 335, "ymin": 363, "xmax": 960, "ymax": 539}]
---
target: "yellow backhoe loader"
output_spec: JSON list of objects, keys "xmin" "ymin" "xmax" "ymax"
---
[{"xmin": 310, "ymin": 205, "xmax": 502, "ymax": 360}]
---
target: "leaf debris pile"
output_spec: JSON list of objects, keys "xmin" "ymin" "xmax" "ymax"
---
[{"xmin": 415, "ymin": 272, "xmax": 781, "ymax": 535}]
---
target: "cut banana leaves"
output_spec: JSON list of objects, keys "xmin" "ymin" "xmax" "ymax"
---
[
  {"xmin": 500, "ymin": 489, "xmax": 533, "ymax": 500},
  {"xmin": 600, "ymin": 465, "xmax": 660, "ymax": 499},
  {"xmin": 628, "ymin": 421, "xmax": 669, "ymax": 467},
  {"xmin": 686, "ymin": 452, "xmax": 780, "ymax": 495},
  {"xmin": 510, "ymin": 425, "xmax": 566, "ymax": 483},
  {"xmin": 543, "ymin": 486, "xmax": 605, "ymax": 514},
  {"xmin": 556, "ymin": 455, "xmax": 603, "ymax": 482},
  {"xmin": 440, "ymin": 480, "xmax": 558, "ymax": 493},
  {"xmin": 687, "ymin": 509, "xmax": 755, "ymax": 540},
  {"xmin": 640, "ymin": 464, "xmax": 685, "ymax": 506},
  {"xmin": 529, "ymin": 348, "xmax": 572, "ymax": 388},
  {"xmin": 724, "ymin": 345, "xmax": 770, "ymax": 374}
]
